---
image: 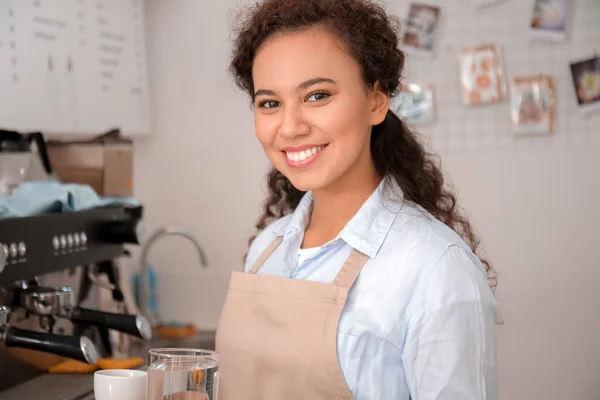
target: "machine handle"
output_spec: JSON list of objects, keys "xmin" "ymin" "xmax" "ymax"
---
[
  {"xmin": 71, "ymin": 307, "xmax": 152, "ymax": 340},
  {"xmin": 4, "ymin": 327, "xmax": 98, "ymax": 364}
]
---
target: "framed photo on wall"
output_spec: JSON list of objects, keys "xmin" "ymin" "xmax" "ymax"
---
[
  {"xmin": 510, "ymin": 75, "xmax": 555, "ymax": 135},
  {"xmin": 402, "ymin": 3, "xmax": 441, "ymax": 58},
  {"xmin": 459, "ymin": 44, "xmax": 507, "ymax": 106},
  {"xmin": 389, "ymin": 83, "xmax": 435, "ymax": 125},
  {"xmin": 569, "ymin": 55, "xmax": 600, "ymax": 114},
  {"xmin": 529, "ymin": 0, "xmax": 572, "ymax": 41}
]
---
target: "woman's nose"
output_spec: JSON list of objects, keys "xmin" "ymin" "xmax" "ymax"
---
[{"xmin": 278, "ymin": 104, "xmax": 310, "ymax": 139}]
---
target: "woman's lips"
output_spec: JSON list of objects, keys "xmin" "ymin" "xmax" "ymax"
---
[{"xmin": 282, "ymin": 144, "xmax": 328, "ymax": 168}]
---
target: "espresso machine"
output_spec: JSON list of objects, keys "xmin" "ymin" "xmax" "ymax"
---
[{"xmin": 0, "ymin": 202, "xmax": 149, "ymax": 396}]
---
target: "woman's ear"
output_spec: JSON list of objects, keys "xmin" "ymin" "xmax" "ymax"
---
[{"xmin": 369, "ymin": 81, "xmax": 390, "ymax": 126}]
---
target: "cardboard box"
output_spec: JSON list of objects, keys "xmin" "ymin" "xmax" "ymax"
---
[{"xmin": 47, "ymin": 131, "xmax": 133, "ymax": 197}]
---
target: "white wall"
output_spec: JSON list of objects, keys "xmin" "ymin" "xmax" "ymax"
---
[
  {"xmin": 444, "ymin": 150, "xmax": 600, "ymax": 400},
  {"xmin": 136, "ymin": 1, "xmax": 600, "ymax": 399},
  {"xmin": 398, "ymin": 2, "xmax": 600, "ymax": 398},
  {"xmin": 132, "ymin": 0, "xmax": 266, "ymax": 330}
]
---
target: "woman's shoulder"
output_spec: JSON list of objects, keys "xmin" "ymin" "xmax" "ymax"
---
[
  {"xmin": 379, "ymin": 203, "xmax": 495, "ymax": 309},
  {"xmin": 398, "ymin": 203, "xmax": 466, "ymax": 244},
  {"xmin": 389, "ymin": 203, "xmax": 473, "ymax": 249},
  {"xmin": 380, "ymin": 203, "xmax": 486, "ymax": 277},
  {"xmin": 244, "ymin": 215, "xmax": 293, "ymax": 272}
]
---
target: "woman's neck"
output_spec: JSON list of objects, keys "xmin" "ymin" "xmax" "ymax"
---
[{"xmin": 301, "ymin": 163, "xmax": 381, "ymax": 249}]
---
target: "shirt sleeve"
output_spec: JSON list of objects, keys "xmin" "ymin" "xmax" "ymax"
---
[{"xmin": 402, "ymin": 245, "xmax": 499, "ymax": 400}]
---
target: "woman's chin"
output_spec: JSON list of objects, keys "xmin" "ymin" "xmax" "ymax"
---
[{"xmin": 285, "ymin": 173, "xmax": 331, "ymax": 193}]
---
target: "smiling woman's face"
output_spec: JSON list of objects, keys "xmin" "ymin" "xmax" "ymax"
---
[{"xmin": 252, "ymin": 27, "xmax": 388, "ymax": 193}]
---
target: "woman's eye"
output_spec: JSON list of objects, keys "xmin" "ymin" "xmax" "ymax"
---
[
  {"xmin": 259, "ymin": 100, "xmax": 279, "ymax": 109},
  {"xmin": 306, "ymin": 92, "xmax": 329, "ymax": 102}
]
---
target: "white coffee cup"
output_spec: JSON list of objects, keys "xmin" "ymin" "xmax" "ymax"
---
[{"xmin": 94, "ymin": 369, "xmax": 147, "ymax": 400}]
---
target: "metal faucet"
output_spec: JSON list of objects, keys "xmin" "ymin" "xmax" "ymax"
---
[{"xmin": 139, "ymin": 225, "xmax": 208, "ymax": 325}]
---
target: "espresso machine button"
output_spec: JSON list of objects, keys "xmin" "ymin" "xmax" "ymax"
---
[
  {"xmin": 2, "ymin": 244, "xmax": 8, "ymax": 259},
  {"xmin": 9, "ymin": 243, "xmax": 18, "ymax": 258},
  {"xmin": 18, "ymin": 241, "xmax": 26, "ymax": 257},
  {"xmin": 60, "ymin": 235, "xmax": 67, "ymax": 249},
  {"xmin": 80, "ymin": 232, "xmax": 88, "ymax": 245},
  {"xmin": 0, "ymin": 248, "xmax": 5, "ymax": 274},
  {"xmin": 67, "ymin": 234, "xmax": 74, "ymax": 248},
  {"xmin": 73, "ymin": 233, "xmax": 81, "ymax": 246},
  {"xmin": 52, "ymin": 236, "xmax": 60, "ymax": 250}
]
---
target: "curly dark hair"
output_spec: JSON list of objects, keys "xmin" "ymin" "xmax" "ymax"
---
[{"xmin": 231, "ymin": 0, "xmax": 497, "ymax": 288}]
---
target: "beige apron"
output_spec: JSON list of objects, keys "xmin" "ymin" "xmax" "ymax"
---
[{"xmin": 215, "ymin": 237, "xmax": 369, "ymax": 400}]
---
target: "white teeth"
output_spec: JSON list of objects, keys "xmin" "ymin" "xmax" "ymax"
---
[{"xmin": 286, "ymin": 145, "xmax": 325, "ymax": 163}]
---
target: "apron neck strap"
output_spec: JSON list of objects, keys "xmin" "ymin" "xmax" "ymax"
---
[
  {"xmin": 249, "ymin": 237, "xmax": 283, "ymax": 274},
  {"xmin": 249, "ymin": 237, "xmax": 370, "ymax": 290},
  {"xmin": 331, "ymin": 249, "xmax": 369, "ymax": 290}
]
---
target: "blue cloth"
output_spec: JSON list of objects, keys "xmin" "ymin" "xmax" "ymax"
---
[
  {"xmin": 245, "ymin": 178, "xmax": 499, "ymax": 399},
  {"xmin": 0, "ymin": 181, "xmax": 138, "ymax": 218}
]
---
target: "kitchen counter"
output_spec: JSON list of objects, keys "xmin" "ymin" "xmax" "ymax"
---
[{"xmin": 0, "ymin": 331, "xmax": 216, "ymax": 400}]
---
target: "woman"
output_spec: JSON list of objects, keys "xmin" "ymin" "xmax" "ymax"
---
[{"xmin": 216, "ymin": 0, "xmax": 499, "ymax": 399}]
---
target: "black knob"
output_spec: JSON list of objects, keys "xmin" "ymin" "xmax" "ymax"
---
[
  {"xmin": 70, "ymin": 307, "xmax": 152, "ymax": 340},
  {"xmin": 4, "ymin": 327, "xmax": 98, "ymax": 364}
]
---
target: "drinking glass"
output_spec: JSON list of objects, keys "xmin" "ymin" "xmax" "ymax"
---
[{"xmin": 146, "ymin": 348, "xmax": 219, "ymax": 400}]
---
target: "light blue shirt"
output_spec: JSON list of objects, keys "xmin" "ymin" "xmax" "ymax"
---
[{"xmin": 245, "ymin": 178, "xmax": 499, "ymax": 399}]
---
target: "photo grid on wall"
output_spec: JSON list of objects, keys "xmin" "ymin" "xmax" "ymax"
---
[{"xmin": 389, "ymin": 0, "xmax": 600, "ymax": 155}]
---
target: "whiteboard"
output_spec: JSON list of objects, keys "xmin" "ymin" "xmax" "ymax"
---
[{"xmin": 0, "ymin": 0, "xmax": 150, "ymax": 136}]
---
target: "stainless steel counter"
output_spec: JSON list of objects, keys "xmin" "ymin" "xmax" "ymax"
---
[{"xmin": 0, "ymin": 331, "xmax": 216, "ymax": 400}]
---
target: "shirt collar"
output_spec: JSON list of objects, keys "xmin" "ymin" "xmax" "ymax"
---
[{"xmin": 272, "ymin": 177, "xmax": 403, "ymax": 258}]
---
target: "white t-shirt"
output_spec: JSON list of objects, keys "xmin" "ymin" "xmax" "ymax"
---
[
  {"xmin": 298, "ymin": 245, "xmax": 322, "ymax": 265},
  {"xmin": 298, "ymin": 237, "xmax": 337, "ymax": 265}
]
